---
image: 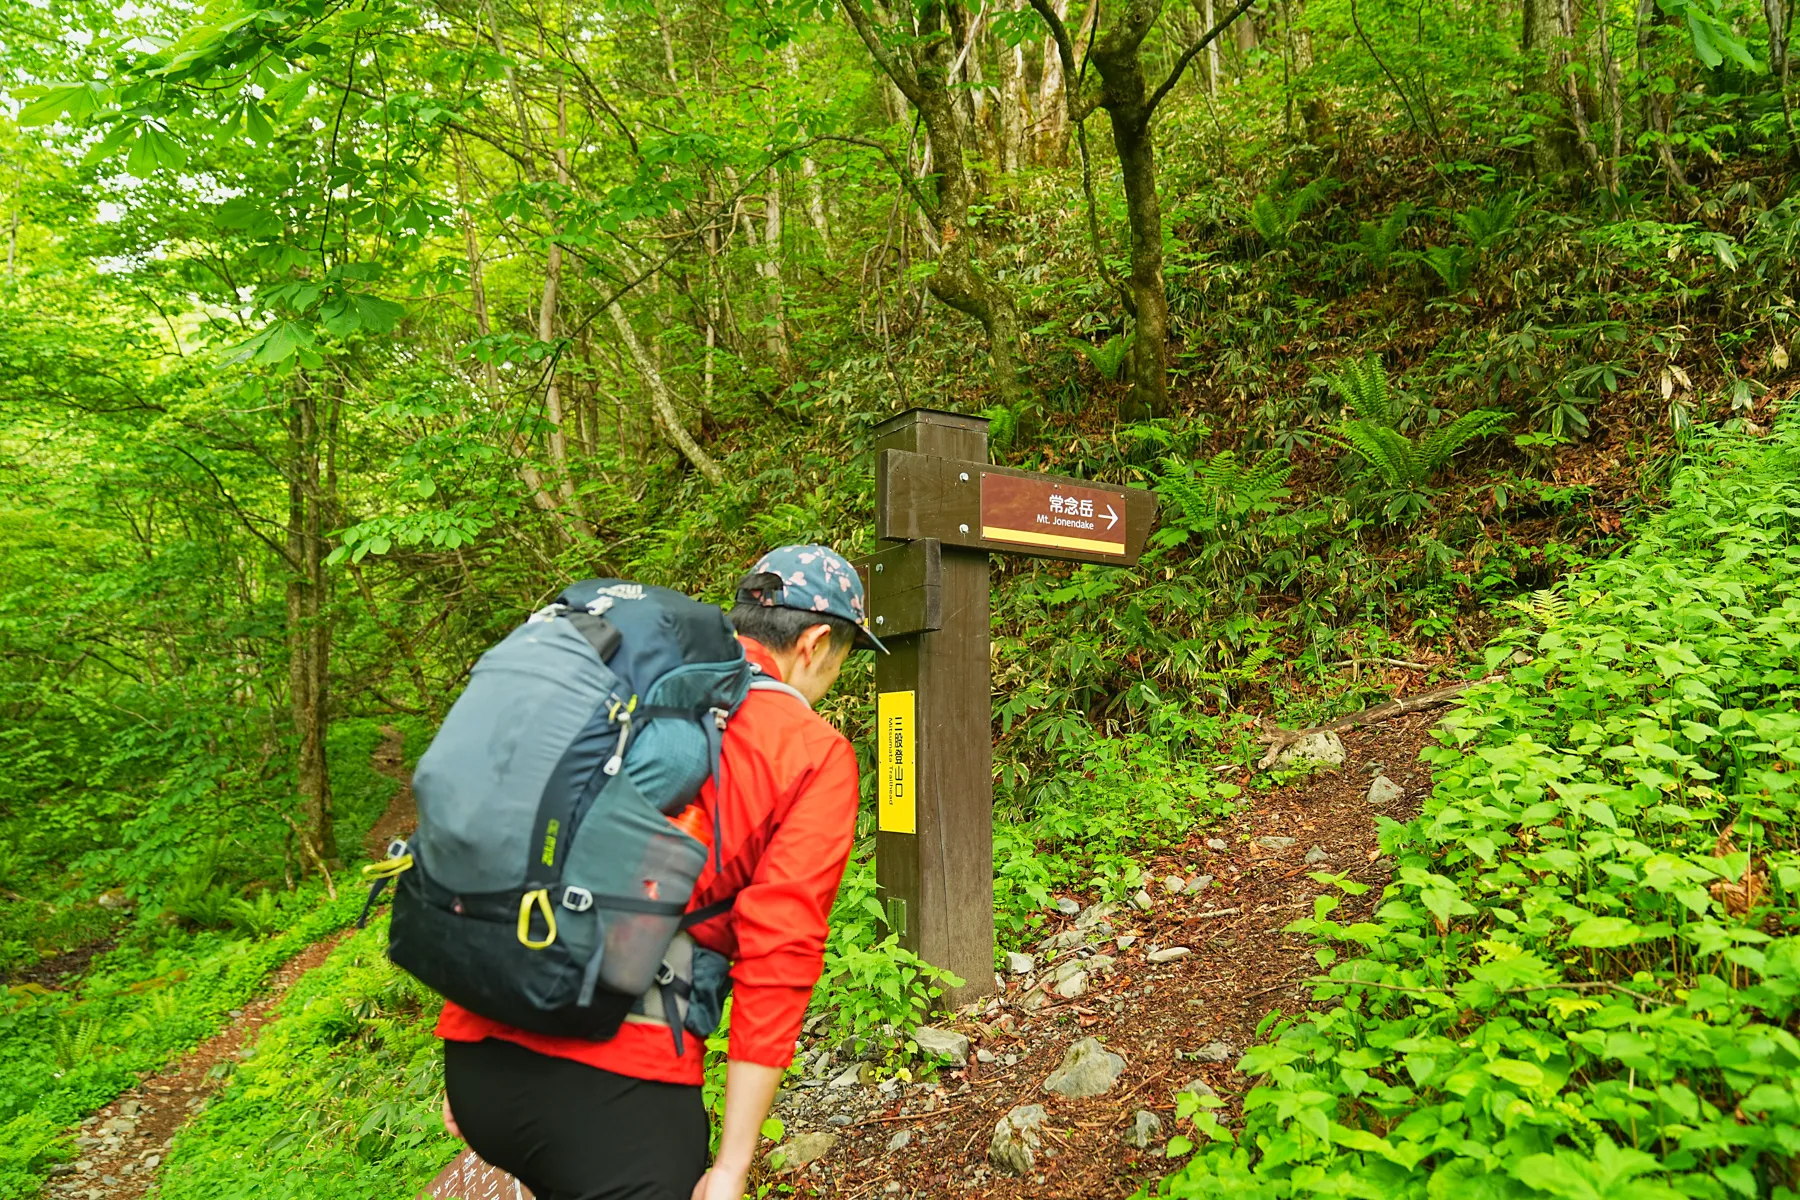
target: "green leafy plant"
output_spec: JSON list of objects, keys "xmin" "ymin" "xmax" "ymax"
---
[
  {"xmin": 1248, "ymin": 176, "xmax": 1338, "ymax": 246},
  {"xmin": 1339, "ymin": 202, "xmax": 1414, "ymax": 275},
  {"xmin": 1070, "ymin": 332, "xmax": 1135, "ymax": 381},
  {"xmin": 1420, "ymin": 243, "xmax": 1476, "ymax": 293},
  {"xmin": 1320, "ymin": 354, "xmax": 1408, "ymax": 428},
  {"xmin": 1453, "ymin": 191, "xmax": 1523, "ymax": 249},
  {"xmin": 1151, "ymin": 417, "xmax": 1800, "ymax": 1199}
]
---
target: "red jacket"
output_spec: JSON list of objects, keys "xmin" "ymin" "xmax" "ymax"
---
[{"xmin": 435, "ymin": 638, "xmax": 860, "ymax": 1082}]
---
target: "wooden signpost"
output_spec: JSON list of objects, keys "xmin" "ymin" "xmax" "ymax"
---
[{"xmin": 863, "ymin": 409, "xmax": 1157, "ymax": 1005}]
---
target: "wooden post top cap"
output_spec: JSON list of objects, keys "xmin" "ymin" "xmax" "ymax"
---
[{"xmin": 873, "ymin": 407, "xmax": 991, "ymax": 436}]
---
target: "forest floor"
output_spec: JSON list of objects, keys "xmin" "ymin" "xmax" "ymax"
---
[{"xmin": 770, "ymin": 711, "xmax": 1440, "ymax": 1200}]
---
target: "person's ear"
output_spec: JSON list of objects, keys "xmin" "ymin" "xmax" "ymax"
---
[{"xmin": 796, "ymin": 623, "xmax": 833, "ymax": 666}]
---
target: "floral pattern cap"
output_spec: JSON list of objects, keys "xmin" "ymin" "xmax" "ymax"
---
[{"xmin": 739, "ymin": 544, "xmax": 888, "ymax": 653}]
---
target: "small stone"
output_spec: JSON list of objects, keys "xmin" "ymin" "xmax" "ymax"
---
[
  {"xmin": 1305, "ymin": 845, "xmax": 1329, "ymax": 864},
  {"xmin": 118, "ymin": 1100, "xmax": 141, "ymax": 1118},
  {"xmin": 1042, "ymin": 1037, "xmax": 1126, "ymax": 1098},
  {"xmin": 1146, "ymin": 946, "xmax": 1191, "ymax": 964},
  {"xmin": 1275, "ymin": 730, "xmax": 1346, "ymax": 768},
  {"xmin": 1255, "ymin": 836, "xmax": 1296, "ymax": 851},
  {"xmin": 75, "ymin": 1161, "xmax": 93, "ymax": 1173},
  {"xmin": 1074, "ymin": 902, "xmax": 1117, "ymax": 930},
  {"xmin": 143, "ymin": 1155, "xmax": 161, "ymax": 1169},
  {"xmin": 1131, "ymin": 889, "xmax": 1154, "ymax": 912},
  {"xmin": 828, "ymin": 1063, "xmax": 863, "ymax": 1089},
  {"xmin": 887, "ymin": 1129, "xmax": 913, "ymax": 1152},
  {"xmin": 827, "ymin": 1113, "xmax": 852, "ymax": 1127},
  {"xmin": 1085, "ymin": 953, "xmax": 1116, "ymax": 973},
  {"xmin": 1006, "ymin": 951, "xmax": 1036, "ymax": 975},
  {"xmin": 1162, "ymin": 875, "xmax": 1185, "ymax": 894},
  {"xmin": 1184, "ymin": 874, "xmax": 1213, "ymax": 894},
  {"xmin": 101, "ymin": 1178, "xmax": 118, "ymax": 1188},
  {"xmin": 1054, "ymin": 897, "xmax": 1081, "ymax": 916},
  {"xmin": 1116, "ymin": 934, "xmax": 1137, "ymax": 951},
  {"xmin": 989, "ymin": 1104, "xmax": 1048, "ymax": 1175},
  {"xmin": 913, "ymin": 1026, "xmax": 971, "ymax": 1065},
  {"xmin": 976, "ymin": 1048, "xmax": 996, "ymax": 1064},
  {"xmin": 47, "ymin": 1165, "xmax": 75, "ymax": 1178},
  {"xmin": 1123, "ymin": 1109, "xmax": 1163, "ymax": 1149},
  {"xmin": 780, "ymin": 1131, "xmax": 838, "ymax": 1166},
  {"xmin": 1205, "ymin": 838, "xmax": 1228, "ymax": 851},
  {"xmin": 96, "ymin": 889, "xmax": 129, "ymax": 909},
  {"xmin": 1003, "ymin": 1053, "xmax": 1019, "ymax": 1065},
  {"xmin": 1054, "ymin": 969, "xmax": 1088, "ymax": 999},
  {"xmin": 105, "ymin": 1118, "xmax": 136, "ymax": 1135},
  {"xmin": 1367, "ymin": 774, "xmax": 1405, "ymax": 805},
  {"xmin": 1193, "ymin": 1041, "xmax": 1238, "ymax": 1064},
  {"xmin": 885, "ymin": 1184, "xmax": 902, "ymax": 1195},
  {"xmin": 1039, "ymin": 928, "xmax": 1084, "ymax": 952},
  {"xmin": 1177, "ymin": 1077, "xmax": 1217, "ymax": 1100}
]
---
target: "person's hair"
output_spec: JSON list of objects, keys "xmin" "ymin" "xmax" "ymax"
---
[{"xmin": 729, "ymin": 572, "xmax": 859, "ymax": 654}]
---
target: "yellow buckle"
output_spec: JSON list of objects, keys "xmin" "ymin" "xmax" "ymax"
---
[{"xmin": 517, "ymin": 888, "xmax": 557, "ymax": 950}]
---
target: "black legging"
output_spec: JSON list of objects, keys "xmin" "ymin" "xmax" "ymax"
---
[{"xmin": 443, "ymin": 1037, "xmax": 709, "ymax": 1200}]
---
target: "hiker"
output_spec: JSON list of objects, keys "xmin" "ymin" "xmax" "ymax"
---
[{"xmin": 432, "ymin": 545, "xmax": 884, "ymax": 1200}]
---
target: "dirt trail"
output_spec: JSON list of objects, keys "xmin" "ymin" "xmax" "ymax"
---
[
  {"xmin": 777, "ymin": 712, "xmax": 1439, "ymax": 1200},
  {"xmin": 41, "ymin": 930, "xmax": 351, "ymax": 1200},
  {"xmin": 365, "ymin": 723, "xmax": 418, "ymax": 859}
]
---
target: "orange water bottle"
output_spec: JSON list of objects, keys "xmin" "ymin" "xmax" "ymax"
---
[{"xmin": 670, "ymin": 800, "xmax": 713, "ymax": 851}]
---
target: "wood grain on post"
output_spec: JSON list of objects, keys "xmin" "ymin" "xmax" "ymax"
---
[{"xmin": 870, "ymin": 409, "xmax": 996, "ymax": 1008}]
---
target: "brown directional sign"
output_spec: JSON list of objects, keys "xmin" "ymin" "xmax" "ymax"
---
[
  {"xmin": 876, "ymin": 449, "xmax": 1156, "ymax": 565},
  {"xmin": 417, "ymin": 1149, "xmax": 533, "ymax": 1200},
  {"xmin": 981, "ymin": 473, "xmax": 1129, "ymax": 557}
]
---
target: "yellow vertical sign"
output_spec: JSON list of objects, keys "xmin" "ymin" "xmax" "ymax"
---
[{"xmin": 877, "ymin": 690, "xmax": 916, "ymax": 834}]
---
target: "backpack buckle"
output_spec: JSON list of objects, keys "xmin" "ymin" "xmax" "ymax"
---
[
  {"xmin": 385, "ymin": 838, "xmax": 409, "ymax": 859},
  {"xmin": 561, "ymin": 886, "xmax": 594, "ymax": 912},
  {"xmin": 655, "ymin": 961, "xmax": 676, "ymax": 986},
  {"xmin": 710, "ymin": 707, "xmax": 729, "ymax": 732}
]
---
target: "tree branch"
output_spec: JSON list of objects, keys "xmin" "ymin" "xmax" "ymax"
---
[
  {"xmin": 839, "ymin": 0, "xmax": 927, "ymax": 109},
  {"xmin": 1145, "ymin": 0, "xmax": 1257, "ymax": 117}
]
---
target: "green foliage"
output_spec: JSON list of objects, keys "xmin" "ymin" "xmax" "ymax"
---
[
  {"xmin": 1152, "ymin": 416, "xmax": 1800, "ymax": 1198},
  {"xmin": 1071, "ymin": 332, "xmax": 1136, "ymax": 381},
  {"xmin": 1335, "ymin": 408, "xmax": 1513, "ymax": 492},
  {"xmin": 1321, "ymin": 355, "xmax": 1408, "ymax": 427},
  {"xmin": 1340, "ymin": 203, "xmax": 1414, "ymax": 275},
  {"xmin": 1248, "ymin": 177, "xmax": 1339, "ymax": 247}
]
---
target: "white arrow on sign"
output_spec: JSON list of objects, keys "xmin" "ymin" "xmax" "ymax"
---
[{"xmin": 1103, "ymin": 504, "xmax": 1119, "ymax": 529}]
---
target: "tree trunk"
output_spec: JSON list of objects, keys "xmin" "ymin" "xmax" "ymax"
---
[
  {"xmin": 607, "ymin": 302, "xmax": 726, "ymax": 486},
  {"xmin": 286, "ymin": 383, "xmax": 336, "ymax": 897},
  {"xmin": 1522, "ymin": 0, "xmax": 1582, "ymax": 174},
  {"xmin": 1038, "ymin": 0, "xmax": 1073, "ymax": 156},
  {"xmin": 1203, "ymin": 0, "xmax": 1220, "ymax": 94},
  {"xmin": 760, "ymin": 185, "xmax": 788, "ymax": 364},
  {"xmin": 1088, "ymin": 0, "xmax": 1173, "ymax": 416},
  {"xmin": 997, "ymin": 1, "xmax": 1030, "ymax": 174},
  {"xmin": 840, "ymin": 0, "xmax": 1029, "ymax": 411}
]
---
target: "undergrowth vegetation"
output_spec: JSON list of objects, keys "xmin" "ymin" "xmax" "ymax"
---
[{"xmin": 1155, "ymin": 417, "xmax": 1800, "ymax": 1197}]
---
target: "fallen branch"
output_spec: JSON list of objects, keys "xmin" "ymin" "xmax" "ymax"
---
[
  {"xmin": 1255, "ymin": 674, "xmax": 1502, "ymax": 770},
  {"xmin": 1325, "ymin": 657, "xmax": 1436, "ymax": 671}
]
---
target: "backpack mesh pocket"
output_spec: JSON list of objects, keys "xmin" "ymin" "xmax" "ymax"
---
[{"xmin": 563, "ymin": 771, "xmax": 708, "ymax": 998}]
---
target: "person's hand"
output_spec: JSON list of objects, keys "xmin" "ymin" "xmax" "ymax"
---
[
  {"xmin": 689, "ymin": 1164, "xmax": 749, "ymax": 1200},
  {"xmin": 442, "ymin": 1095, "xmax": 463, "ymax": 1142}
]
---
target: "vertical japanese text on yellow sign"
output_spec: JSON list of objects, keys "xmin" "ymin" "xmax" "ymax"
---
[{"xmin": 877, "ymin": 690, "xmax": 916, "ymax": 834}]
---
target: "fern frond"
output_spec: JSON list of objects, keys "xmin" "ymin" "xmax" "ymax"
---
[
  {"xmin": 1504, "ymin": 588, "xmax": 1570, "ymax": 626},
  {"xmin": 1334, "ymin": 419, "xmax": 1423, "ymax": 488},
  {"xmin": 1323, "ymin": 355, "xmax": 1405, "ymax": 427},
  {"xmin": 1414, "ymin": 408, "xmax": 1510, "ymax": 475}
]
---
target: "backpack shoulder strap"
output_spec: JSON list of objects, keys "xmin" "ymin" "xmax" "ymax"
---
[{"xmin": 747, "ymin": 670, "xmax": 812, "ymax": 710}]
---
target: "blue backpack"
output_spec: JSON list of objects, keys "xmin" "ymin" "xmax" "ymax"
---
[{"xmin": 366, "ymin": 579, "xmax": 764, "ymax": 1050}]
